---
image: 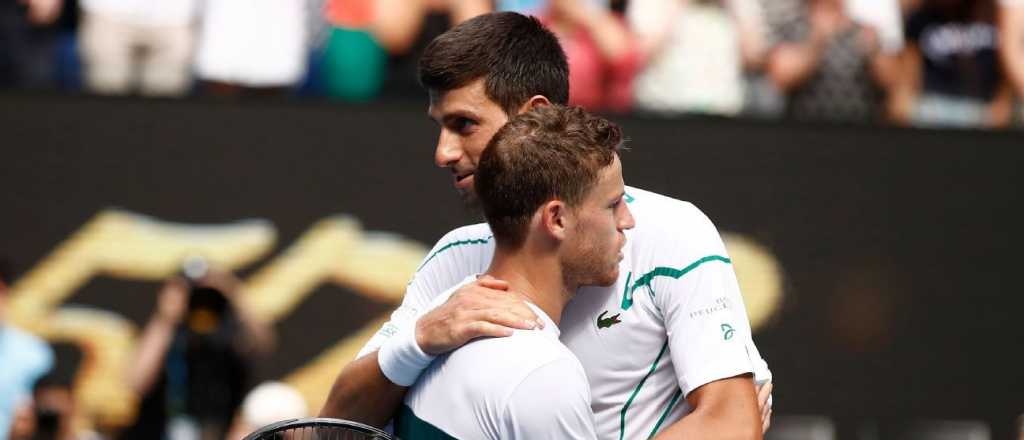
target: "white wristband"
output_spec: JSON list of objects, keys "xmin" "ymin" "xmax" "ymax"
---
[{"xmin": 378, "ymin": 320, "xmax": 435, "ymax": 387}]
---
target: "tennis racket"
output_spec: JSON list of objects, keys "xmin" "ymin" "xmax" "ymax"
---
[{"xmin": 242, "ymin": 417, "xmax": 396, "ymax": 440}]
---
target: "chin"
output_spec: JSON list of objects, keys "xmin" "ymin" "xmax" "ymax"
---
[{"xmin": 597, "ymin": 268, "xmax": 619, "ymax": 287}]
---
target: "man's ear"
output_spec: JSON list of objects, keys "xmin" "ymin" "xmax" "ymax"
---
[
  {"xmin": 541, "ymin": 199, "xmax": 569, "ymax": 241},
  {"xmin": 518, "ymin": 95, "xmax": 552, "ymax": 114}
]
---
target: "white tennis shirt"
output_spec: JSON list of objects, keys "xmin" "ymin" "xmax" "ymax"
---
[
  {"xmin": 395, "ymin": 276, "xmax": 597, "ymax": 439},
  {"xmin": 360, "ymin": 186, "xmax": 772, "ymax": 439}
]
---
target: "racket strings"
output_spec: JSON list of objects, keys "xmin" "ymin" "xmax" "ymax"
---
[{"xmin": 257, "ymin": 425, "xmax": 388, "ymax": 440}]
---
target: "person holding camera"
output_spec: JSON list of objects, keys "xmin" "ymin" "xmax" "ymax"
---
[{"xmin": 120, "ymin": 264, "xmax": 274, "ymax": 440}]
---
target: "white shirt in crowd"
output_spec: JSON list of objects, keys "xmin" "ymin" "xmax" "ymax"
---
[
  {"xmin": 195, "ymin": 0, "xmax": 307, "ymax": 87},
  {"xmin": 80, "ymin": 0, "xmax": 199, "ymax": 27}
]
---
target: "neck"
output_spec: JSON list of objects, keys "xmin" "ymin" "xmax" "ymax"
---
[{"xmin": 485, "ymin": 243, "xmax": 575, "ymax": 326}]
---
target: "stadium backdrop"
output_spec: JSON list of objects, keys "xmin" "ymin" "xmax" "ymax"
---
[{"xmin": 1, "ymin": 94, "xmax": 1022, "ymax": 438}]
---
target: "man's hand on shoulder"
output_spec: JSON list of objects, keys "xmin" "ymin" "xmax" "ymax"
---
[{"xmin": 415, "ymin": 275, "xmax": 541, "ymax": 355}]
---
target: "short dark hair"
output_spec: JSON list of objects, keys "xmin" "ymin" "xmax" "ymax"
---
[
  {"xmin": 475, "ymin": 105, "xmax": 622, "ymax": 248},
  {"xmin": 418, "ymin": 12, "xmax": 569, "ymax": 114}
]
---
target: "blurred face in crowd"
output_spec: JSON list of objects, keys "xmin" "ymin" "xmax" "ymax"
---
[{"xmin": 561, "ymin": 155, "xmax": 633, "ymax": 287}]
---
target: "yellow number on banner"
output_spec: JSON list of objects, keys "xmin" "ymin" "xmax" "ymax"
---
[{"xmin": 8, "ymin": 209, "xmax": 426, "ymax": 428}]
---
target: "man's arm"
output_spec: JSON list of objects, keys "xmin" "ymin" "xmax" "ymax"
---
[
  {"xmin": 319, "ymin": 276, "xmax": 539, "ymax": 426},
  {"xmin": 652, "ymin": 375, "xmax": 762, "ymax": 440},
  {"xmin": 999, "ymin": 1, "xmax": 1024, "ymax": 99},
  {"xmin": 645, "ymin": 202, "xmax": 771, "ymax": 438},
  {"xmin": 319, "ymin": 350, "xmax": 406, "ymax": 427},
  {"xmin": 127, "ymin": 278, "xmax": 187, "ymax": 396}
]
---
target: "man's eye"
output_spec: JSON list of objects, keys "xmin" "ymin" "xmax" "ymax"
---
[{"xmin": 454, "ymin": 118, "xmax": 475, "ymax": 132}]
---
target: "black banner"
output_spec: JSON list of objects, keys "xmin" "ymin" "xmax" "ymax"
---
[{"xmin": 1, "ymin": 94, "xmax": 1022, "ymax": 438}]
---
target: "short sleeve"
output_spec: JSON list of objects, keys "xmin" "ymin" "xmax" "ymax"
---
[
  {"xmin": 500, "ymin": 358, "xmax": 597, "ymax": 440},
  {"xmin": 647, "ymin": 207, "xmax": 759, "ymax": 396},
  {"xmin": 356, "ymin": 225, "xmax": 493, "ymax": 358}
]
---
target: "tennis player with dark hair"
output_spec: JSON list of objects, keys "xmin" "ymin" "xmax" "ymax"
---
[
  {"xmin": 395, "ymin": 104, "xmax": 631, "ymax": 439},
  {"xmin": 322, "ymin": 12, "xmax": 772, "ymax": 440}
]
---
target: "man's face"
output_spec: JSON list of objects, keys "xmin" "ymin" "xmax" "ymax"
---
[
  {"xmin": 428, "ymin": 79, "xmax": 512, "ymax": 204},
  {"xmin": 562, "ymin": 155, "xmax": 635, "ymax": 287}
]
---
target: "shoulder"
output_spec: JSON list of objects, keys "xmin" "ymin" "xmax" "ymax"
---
[
  {"xmin": 416, "ymin": 223, "xmax": 495, "ymax": 272},
  {"xmin": 626, "ymin": 186, "xmax": 723, "ymax": 249},
  {"xmin": 446, "ymin": 330, "xmax": 583, "ymax": 398},
  {"xmin": 626, "ymin": 185, "xmax": 700, "ymax": 215}
]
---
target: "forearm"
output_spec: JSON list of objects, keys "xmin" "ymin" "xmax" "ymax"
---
[
  {"xmin": 449, "ymin": 0, "xmax": 491, "ymax": 24},
  {"xmin": 886, "ymin": 46, "xmax": 922, "ymax": 124},
  {"xmin": 653, "ymin": 406, "xmax": 762, "ymax": 440},
  {"xmin": 319, "ymin": 350, "xmax": 409, "ymax": 428},
  {"xmin": 653, "ymin": 375, "xmax": 762, "ymax": 440},
  {"xmin": 578, "ymin": 10, "xmax": 634, "ymax": 63},
  {"xmin": 767, "ymin": 39, "xmax": 827, "ymax": 92},
  {"xmin": 370, "ymin": 0, "xmax": 427, "ymax": 54},
  {"xmin": 999, "ymin": 5, "xmax": 1024, "ymax": 96},
  {"xmin": 127, "ymin": 315, "xmax": 177, "ymax": 395},
  {"xmin": 230, "ymin": 295, "xmax": 276, "ymax": 355}
]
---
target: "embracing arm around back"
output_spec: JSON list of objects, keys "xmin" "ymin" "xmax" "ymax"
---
[
  {"xmin": 652, "ymin": 374, "xmax": 762, "ymax": 440},
  {"xmin": 320, "ymin": 226, "xmax": 538, "ymax": 426}
]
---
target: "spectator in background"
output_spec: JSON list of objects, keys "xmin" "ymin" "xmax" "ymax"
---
[
  {"xmin": 629, "ymin": 0, "xmax": 768, "ymax": 116},
  {"xmin": 543, "ymin": 0, "xmax": 640, "ymax": 112},
  {"xmin": 320, "ymin": 0, "xmax": 385, "ymax": 101},
  {"xmin": 29, "ymin": 374, "xmax": 103, "ymax": 440},
  {"xmin": 764, "ymin": 0, "xmax": 898, "ymax": 123},
  {"xmin": 998, "ymin": 0, "xmax": 1024, "ymax": 123},
  {"xmin": 0, "ymin": 260, "xmax": 55, "ymax": 440},
  {"xmin": 0, "ymin": 0, "xmax": 69, "ymax": 90},
  {"xmin": 78, "ymin": 0, "xmax": 198, "ymax": 96},
  {"xmin": 377, "ymin": 0, "xmax": 491, "ymax": 99},
  {"xmin": 316, "ymin": 0, "xmax": 490, "ymax": 101},
  {"xmin": 891, "ymin": 0, "xmax": 1013, "ymax": 128},
  {"xmin": 120, "ymin": 266, "xmax": 274, "ymax": 440},
  {"xmin": 847, "ymin": 0, "xmax": 906, "ymax": 56},
  {"xmin": 224, "ymin": 382, "xmax": 308, "ymax": 440},
  {"xmin": 195, "ymin": 0, "xmax": 307, "ymax": 97}
]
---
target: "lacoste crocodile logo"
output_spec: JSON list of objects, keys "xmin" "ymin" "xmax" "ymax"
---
[{"xmin": 598, "ymin": 310, "xmax": 622, "ymax": 329}]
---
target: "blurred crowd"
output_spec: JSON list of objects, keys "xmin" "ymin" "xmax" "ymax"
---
[
  {"xmin": 2, "ymin": 0, "xmax": 1024, "ymax": 128},
  {"xmin": 0, "ymin": 257, "xmax": 307, "ymax": 440}
]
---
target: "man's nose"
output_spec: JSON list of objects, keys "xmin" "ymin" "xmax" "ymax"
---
[{"xmin": 434, "ymin": 131, "xmax": 461, "ymax": 168}]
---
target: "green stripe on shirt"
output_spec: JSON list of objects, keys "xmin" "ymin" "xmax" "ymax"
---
[{"xmin": 621, "ymin": 255, "xmax": 732, "ymax": 310}]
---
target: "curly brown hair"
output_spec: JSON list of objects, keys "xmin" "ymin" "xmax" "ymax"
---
[{"xmin": 475, "ymin": 105, "xmax": 623, "ymax": 248}]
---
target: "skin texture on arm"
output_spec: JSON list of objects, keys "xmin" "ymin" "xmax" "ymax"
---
[
  {"xmin": 319, "ymin": 350, "xmax": 408, "ymax": 427},
  {"xmin": 371, "ymin": 0, "xmax": 491, "ymax": 54},
  {"xmin": 726, "ymin": 0, "xmax": 769, "ymax": 70},
  {"xmin": 886, "ymin": 43, "xmax": 923, "ymax": 124},
  {"xmin": 126, "ymin": 279, "xmax": 188, "ymax": 396},
  {"xmin": 767, "ymin": 0, "xmax": 847, "ymax": 92},
  {"xmin": 552, "ymin": 0, "xmax": 635, "ymax": 63},
  {"xmin": 652, "ymin": 375, "xmax": 763, "ymax": 440},
  {"xmin": 999, "ymin": 3, "xmax": 1024, "ymax": 99}
]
